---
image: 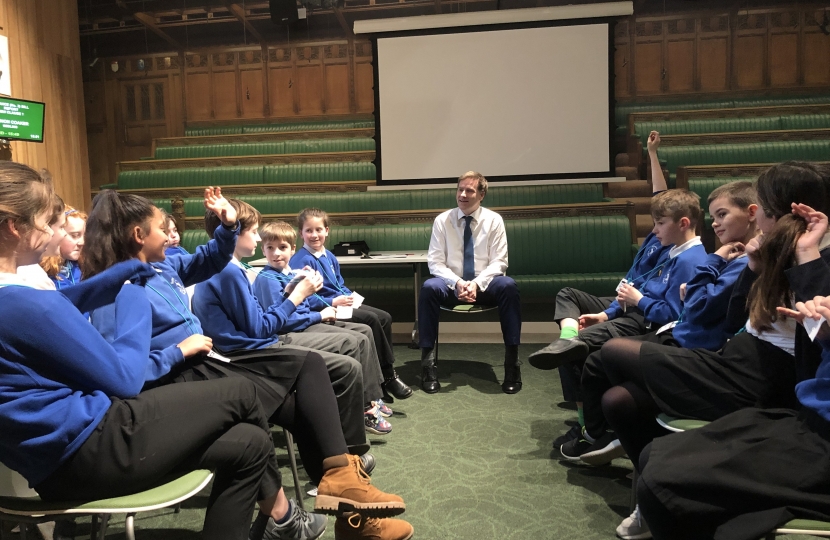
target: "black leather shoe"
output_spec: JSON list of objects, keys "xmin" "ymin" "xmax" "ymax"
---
[
  {"xmin": 421, "ymin": 365, "xmax": 440, "ymax": 394},
  {"xmin": 381, "ymin": 370, "xmax": 412, "ymax": 400},
  {"xmin": 502, "ymin": 364, "xmax": 522, "ymax": 394},
  {"xmin": 527, "ymin": 339, "xmax": 589, "ymax": 370}
]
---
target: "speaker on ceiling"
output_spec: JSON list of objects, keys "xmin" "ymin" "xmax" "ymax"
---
[{"xmin": 270, "ymin": 0, "xmax": 299, "ymax": 24}]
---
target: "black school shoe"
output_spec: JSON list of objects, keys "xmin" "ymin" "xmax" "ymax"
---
[
  {"xmin": 528, "ymin": 339, "xmax": 589, "ymax": 370},
  {"xmin": 382, "ymin": 370, "xmax": 413, "ymax": 400},
  {"xmin": 560, "ymin": 430, "xmax": 626, "ymax": 465},
  {"xmin": 552, "ymin": 423, "xmax": 583, "ymax": 450}
]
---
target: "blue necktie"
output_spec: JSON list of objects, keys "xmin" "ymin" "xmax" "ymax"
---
[{"xmin": 462, "ymin": 215, "xmax": 474, "ymax": 281}]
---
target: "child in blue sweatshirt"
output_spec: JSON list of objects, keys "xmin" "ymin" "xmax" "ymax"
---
[
  {"xmin": 252, "ymin": 220, "xmax": 393, "ymax": 430},
  {"xmin": 84, "ymin": 190, "xmax": 407, "ymax": 533},
  {"xmin": 0, "ymin": 162, "xmax": 310, "ymax": 540},
  {"xmin": 562, "ymin": 180, "xmax": 759, "ymax": 464},
  {"xmin": 40, "ymin": 206, "xmax": 86, "ymax": 290},
  {"xmin": 164, "ymin": 212, "xmax": 189, "ymax": 257},
  {"xmin": 637, "ymin": 207, "xmax": 830, "ymax": 540},
  {"xmin": 290, "ymin": 207, "xmax": 412, "ymax": 401},
  {"xmin": 192, "ymin": 201, "xmax": 391, "ymax": 438}
]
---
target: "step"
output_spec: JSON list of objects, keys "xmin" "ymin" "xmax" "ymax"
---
[
  {"xmin": 615, "ymin": 196, "xmax": 652, "ymax": 213},
  {"xmin": 607, "ymin": 180, "xmax": 651, "ymax": 198}
]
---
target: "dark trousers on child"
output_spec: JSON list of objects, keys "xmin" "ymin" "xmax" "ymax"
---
[
  {"xmin": 348, "ymin": 304, "xmax": 397, "ymax": 376},
  {"xmin": 418, "ymin": 275, "xmax": 522, "ymax": 349},
  {"xmin": 156, "ymin": 349, "xmax": 352, "ymax": 483},
  {"xmin": 36, "ymin": 378, "xmax": 278, "ymax": 540}
]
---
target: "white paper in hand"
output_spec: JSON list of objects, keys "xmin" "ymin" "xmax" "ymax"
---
[
  {"xmin": 336, "ymin": 306, "xmax": 354, "ymax": 320},
  {"xmin": 207, "ymin": 349, "xmax": 232, "ymax": 363},
  {"xmin": 804, "ymin": 316, "xmax": 827, "ymax": 341},
  {"xmin": 350, "ymin": 292, "xmax": 365, "ymax": 309}
]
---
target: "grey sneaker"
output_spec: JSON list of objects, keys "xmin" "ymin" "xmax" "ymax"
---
[
  {"xmin": 263, "ymin": 500, "xmax": 327, "ymax": 540},
  {"xmin": 616, "ymin": 504, "xmax": 652, "ymax": 539}
]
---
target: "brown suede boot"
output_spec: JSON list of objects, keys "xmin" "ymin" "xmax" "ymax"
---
[
  {"xmin": 334, "ymin": 513, "xmax": 414, "ymax": 540},
  {"xmin": 315, "ymin": 454, "xmax": 406, "ymax": 517}
]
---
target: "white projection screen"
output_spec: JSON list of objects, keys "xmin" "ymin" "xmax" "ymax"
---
[{"xmin": 374, "ymin": 22, "xmax": 613, "ymax": 184}]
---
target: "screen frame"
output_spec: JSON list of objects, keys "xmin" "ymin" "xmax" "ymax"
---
[
  {"xmin": 370, "ymin": 17, "xmax": 617, "ymax": 186},
  {"xmin": 0, "ymin": 96, "xmax": 46, "ymax": 144}
]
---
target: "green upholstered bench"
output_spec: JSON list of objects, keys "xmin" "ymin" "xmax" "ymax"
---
[
  {"xmin": 182, "ymin": 215, "xmax": 633, "ymax": 320},
  {"xmin": 658, "ymin": 140, "xmax": 830, "ymax": 176},
  {"xmin": 153, "ymin": 183, "xmax": 608, "ymax": 218},
  {"xmin": 154, "ymin": 138, "xmax": 376, "ymax": 159},
  {"xmin": 184, "ymin": 119, "xmax": 374, "ymax": 137},
  {"xmin": 116, "ymin": 162, "xmax": 377, "ymax": 191},
  {"xmin": 632, "ymin": 114, "xmax": 830, "ymax": 146}
]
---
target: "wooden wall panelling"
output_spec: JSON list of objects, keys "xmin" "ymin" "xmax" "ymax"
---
[
  {"xmin": 665, "ymin": 17, "xmax": 696, "ymax": 93},
  {"xmin": 613, "ymin": 20, "xmax": 631, "ymax": 98},
  {"xmin": 324, "ymin": 44, "xmax": 351, "ymax": 114},
  {"xmin": 803, "ymin": 10, "xmax": 830, "ymax": 85},
  {"xmin": 212, "ymin": 52, "xmax": 239, "ymax": 120},
  {"xmin": 697, "ymin": 14, "xmax": 730, "ymax": 92},
  {"xmin": 297, "ymin": 46, "xmax": 324, "ymax": 115},
  {"xmin": 269, "ymin": 47, "xmax": 296, "ymax": 116},
  {"xmin": 1, "ymin": 0, "xmax": 90, "ymax": 209},
  {"xmin": 354, "ymin": 41, "xmax": 375, "ymax": 113},
  {"xmin": 768, "ymin": 10, "xmax": 801, "ymax": 87},
  {"xmin": 185, "ymin": 53, "xmax": 211, "ymax": 121},
  {"xmin": 733, "ymin": 13, "xmax": 767, "ymax": 89},
  {"xmin": 633, "ymin": 19, "xmax": 664, "ymax": 95}
]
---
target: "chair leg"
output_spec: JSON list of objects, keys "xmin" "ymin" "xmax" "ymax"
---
[
  {"xmin": 283, "ymin": 428, "xmax": 304, "ymax": 510},
  {"xmin": 90, "ymin": 515, "xmax": 99, "ymax": 540},
  {"xmin": 100, "ymin": 514, "xmax": 110, "ymax": 538},
  {"xmin": 125, "ymin": 514, "xmax": 136, "ymax": 540},
  {"xmin": 629, "ymin": 468, "xmax": 638, "ymax": 513},
  {"xmin": 17, "ymin": 523, "xmax": 26, "ymax": 540}
]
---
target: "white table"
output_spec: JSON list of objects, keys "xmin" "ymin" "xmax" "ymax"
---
[{"xmin": 250, "ymin": 251, "xmax": 429, "ymax": 344}]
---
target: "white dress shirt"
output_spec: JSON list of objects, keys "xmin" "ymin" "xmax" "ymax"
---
[{"xmin": 428, "ymin": 206, "xmax": 508, "ymax": 292}]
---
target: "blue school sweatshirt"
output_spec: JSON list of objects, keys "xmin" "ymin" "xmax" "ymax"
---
[
  {"xmin": 192, "ymin": 262, "xmax": 298, "ymax": 351},
  {"xmin": 51, "ymin": 260, "xmax": 82, "ymax": 290},
  {"xmin": 626, "ymin": 232, "xmax": 671, "ymax": 286},
  {"xmin": 165, "ymin": 246, "xmax": 189, "ymax": 257},
  {"xmin": 0, "ymin": 277, "xmax": 152, "ymax": 488},
  {"xmin": 672, "ymin": 254, "xmax": 749, "ymax": 350},
  {"xmin": 796, "ymin": 345, "xmax": 830, "ymax": 423},
  {"xmin": 90, "ymin": 223, "xmax": 238, "ymax": 383},
  {"xmin": 603, "ymin": 238, "xmax": 708, "ymax": 326},
  {"xmin": 253, "ymin": 265, "xmax": 323, "ymax": 332},
  {"xmin": 290, "ymin": 247, "xmax": 351, "ymax": 302}
]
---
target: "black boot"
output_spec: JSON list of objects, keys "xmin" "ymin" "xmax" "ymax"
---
[
  {"xmin": 381, "ymin": 368, "xmax": 412, "ymax": 400},
  {"xmin": 502, "ymin": 345, "xmax": 522, "ymax": 394},
  {"xmin": 420, "ymin": 347, "xmax": 440, "ymax": 394}
]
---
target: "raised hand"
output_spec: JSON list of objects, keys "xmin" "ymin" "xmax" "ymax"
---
[
  {"xmin": 203, "ymin": 187, "xmax": 237, "ymax": 227},
  {"xmin": 792, "ymin": 203, "xmax": 828, "ymax": 264},
  {"xmin": 647, "ymin": 131, "xmax": 661, "ymax": 154}
]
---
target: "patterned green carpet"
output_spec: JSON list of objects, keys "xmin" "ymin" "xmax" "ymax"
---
[{"xmin": 35, "ymin": 344, "xmax": 811, "ymax": 539}]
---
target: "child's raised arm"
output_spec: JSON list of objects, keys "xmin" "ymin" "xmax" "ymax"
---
[{"xmin": 647, "ymin": 131, "xmax": 667, "ymax": 194}]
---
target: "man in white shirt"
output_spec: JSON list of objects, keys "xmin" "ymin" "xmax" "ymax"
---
[{"xmin": 419, "ymin": 171, "xmax": 522, "ymax": 395}]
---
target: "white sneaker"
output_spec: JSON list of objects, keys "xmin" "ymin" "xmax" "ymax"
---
[{"xmin": 616, "ymin": 505, "xmax": 652, "ymax": 539}]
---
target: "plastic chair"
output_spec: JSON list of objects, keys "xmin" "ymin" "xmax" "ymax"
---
[
  {"xmin": 0, "ymin": 465, "xmax": 213, "ymax": 540},
  {"xmin": 434, "ymin": 304, "xmax": 497, "ymax": 361}
]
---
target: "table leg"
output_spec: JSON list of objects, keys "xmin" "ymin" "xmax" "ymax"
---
[{"xmin": 410, "ymin": 262, "xmax": 421, "ymax": 348}]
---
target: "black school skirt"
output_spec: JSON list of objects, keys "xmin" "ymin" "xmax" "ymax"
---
[
  {"xmin": 640, "ymin": 407, "xmax": 830, "ymax": 540},
  {"xmin": 637, "ymin": 331, "xmax": 798, "ymax": 421}
]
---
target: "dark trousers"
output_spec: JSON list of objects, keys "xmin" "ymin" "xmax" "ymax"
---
[
  {"xmin": 418, "ymin": 275, "xmax": 522, "ymax": 349},
  {"xmin": 36, "ymin": 378, "xmax": 279, "ymax": 540},
  {"xmin": 553, "ymin": 287, "xmax": 615, "ymax": 324},
  {"xmin": 349, "ymin": 304, "xmax": 396, "ymax": 375},
  {"xmin": 559, "ymin": 312, "xmax": 648, "ymax": 402},
  {"xmin": 164, "ymin": 350, "xmax": 354, "ymax": 483}
]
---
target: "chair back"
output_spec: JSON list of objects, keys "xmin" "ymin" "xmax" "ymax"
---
[{"xmin": 0, "ymin": 463, "xmax": 37, "ymax": 497}]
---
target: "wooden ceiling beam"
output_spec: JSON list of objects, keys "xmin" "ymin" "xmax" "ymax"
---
[
  {"xmin": 114, "ymin": 1, "xmax": 183, "ymax": 49},
  {"xmin": 334, "ymin": 6, "xmax": 355, "ymax": 38},
  {"xmin": 220, "ymin": 1, "xmax": 266, "ymax": 43}
]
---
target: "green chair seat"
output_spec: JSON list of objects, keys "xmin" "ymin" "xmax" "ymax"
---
[
  {"xmin": 774, "ymin": 519, "xmax": 830, "ymax": 535},
  {"xmin": 656, "ymin": 413, "xmax": 710, "ymax": 432}
]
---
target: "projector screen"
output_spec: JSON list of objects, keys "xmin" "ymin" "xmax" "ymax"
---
[{"xmin": 375, "ymin": 22, "xmax": 612, "ymax": 183}]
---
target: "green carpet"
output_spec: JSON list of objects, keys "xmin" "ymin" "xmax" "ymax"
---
[{"xmin": 30, "ymin": 344, "xmax": 812, "ymax": 539}]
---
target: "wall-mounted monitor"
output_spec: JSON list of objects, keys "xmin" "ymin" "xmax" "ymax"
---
[{"xmin": 0, "ymin": 97, "xmax": 45, "ymax": 143}]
